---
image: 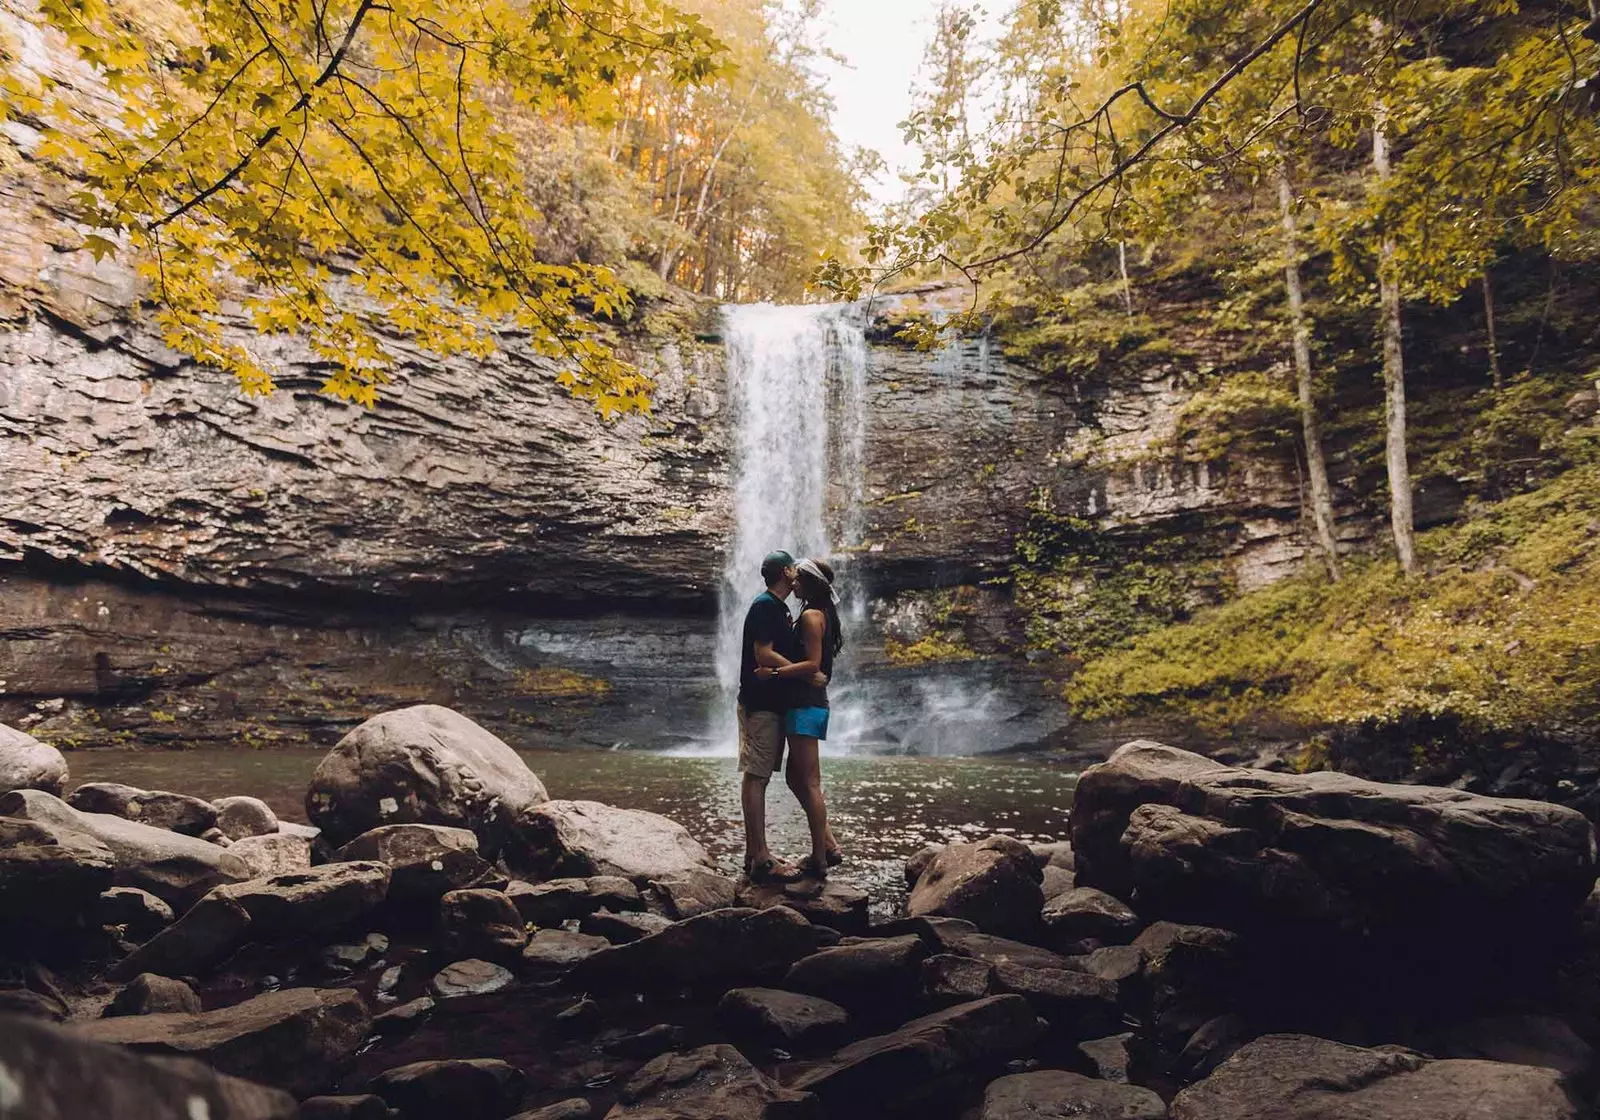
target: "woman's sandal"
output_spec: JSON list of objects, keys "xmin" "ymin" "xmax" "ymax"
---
[
  {"xmin": 825, "ymin": 846, "xmax": 844, "ymax": 867},
  {"xmin": 747, "ymin": 856, "xmax": 803, "ymax": 884},
  {"xmin": 799, "ymin": 854, "xmax": 832, "ymax": 880}
]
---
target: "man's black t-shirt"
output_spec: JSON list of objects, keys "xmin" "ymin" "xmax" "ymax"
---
[{"xmin": 737, "ymin": 590, "xmax": 794, "ymax": 712}]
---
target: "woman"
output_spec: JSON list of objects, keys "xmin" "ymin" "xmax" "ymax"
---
[{"xmin": 756, "ymin": 557, "xmax": 843, "ymax": 877}]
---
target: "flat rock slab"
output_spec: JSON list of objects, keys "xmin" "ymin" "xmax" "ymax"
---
[
  {"xmin": 782, "ymin": 935, "xmax": 927, "ymax": 1011},
  {"xmin": 2, "ymin": 1015, "xmax": 297, "ymax": 1120},
  {"xmin": 737, "ymin": 878, "xmax": 870, "ymax": 934},
  {"xmin": 339, "ymin": 823, "xmax": 489, "ymax": 904},
  {"xmin": 432, "ymin": 958, "xmax": 516, "ymax": 998},
  {"xmin": 981, "ymin": 1070, "xmax": 1166, "ymax": 1120},
  {"xmin": 572, "ymin": 905, "xmax": 817, "ymax": 992},
  {"xmin": 646, "ymin": 869, "xmax": 739, "ymax": 919},
  {"xmin": 1171, "ymin": 1034, "xmax": 1584, "ymax": 1120},
  {"xmin": 788, "ymin": 994, "xmax": 1042, "ymax": 1116},
  {"xmin": 371, "ymin": 1058, "xmax": 527, "ymax": 1119},
  {"xmin": 1071, "ymin": 741, "xmax": 1597, "ymax": 954},
  {"xmin": 306, "ymin": 704, "xmax": 548, "ymax": 853},
  {"xmin": 69, "ymin": 781, "xmax": 217, "ymax": 836},
  {"xmin": 522, "ymin": 929, "xmax": 612, "ymax": 972},
  {"xmin": 76, "ymin": 986, "xmax": 371, "ymax": 1099},
  {"xmin": 719, "ymin": 987, "xmax": 850, "ymax": 1049},
  {"xmin": 610, "ymin": 1044, "xmax": 819, "ymax": 1119},
  {"xmin": 508, "ymin": 875, "xmax": 642, "ymax": 926},
  {"xmin": 505, "ymin": 799, "xmax": 714, "ymax": 883}
]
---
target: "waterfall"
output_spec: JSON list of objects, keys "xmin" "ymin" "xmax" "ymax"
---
[{"xmin": 711, "ymin": 303, "xmax": 868, "ymax": 751}]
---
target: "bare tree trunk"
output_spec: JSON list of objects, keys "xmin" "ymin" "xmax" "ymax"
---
[
  {"xmin": 1482, "ymin": 267, "xmax": 1503, "ymax": 390},
  {"xmin": 1118, "ymin": 240, "xmax": 1133, "ymax": 316},
  {"xmin": 1372, "ymin": 90, "xmax": 1417, "ymax": 574},
  {"xmin": 1277, "ymin": 161, "xmax": 1340, "ymax": 580}
]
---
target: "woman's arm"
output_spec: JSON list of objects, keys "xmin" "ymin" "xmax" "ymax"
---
[
  {"xmin": 753, "ymin": 640, "xmax": 793, "ymax": 669},
  {"xmin": 772, "ymin": 611, "xmax": 824, "ymax": 678}
]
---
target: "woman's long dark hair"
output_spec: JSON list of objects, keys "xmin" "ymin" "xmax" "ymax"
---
[{"xmin": 795, "ymin": 560, "xmax": 844, "ymax": 659}]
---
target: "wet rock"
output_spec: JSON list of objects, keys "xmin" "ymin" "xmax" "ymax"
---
[
  {"xmin": 319, "ymin": 932, "xmax": 390, "ymax": 973},
  {"xmin": 0, "ymin": 1014, "xmax": 298, "ymax": 1120},
  {"xmin": 0, "ymin": 816, "xmax": 115, "ymax": 941},
  {"xmin": 717, "ymin": 987, "xmax": 850, "ymax": 1050},
  {"xmin": 371, "ymin": 1058, "xmax": 527, "ymax": 1120},
  {"xmin": 213, "ymin": 796, "xmax": 280, "ymax": 840},
  {"xmin": 0, "ymin": 788, "xmax": 251, "ymax": 910},
  {"xmin": 509, "ymin": 1100, "xmax": 592, "ymax": 1120},
  {"xmin": 1178, "ymin": 1013, "xmax": 1250, "ymax": 1079},
  {"xmin": 1077, "ymin": 1032, "xmax": 1135, "ymax": 1083},
  {"xmin": 1072, "ymin": 741, "xmax": 1598, "ymax": 967},
  {"xmin": 609, "ymin": 1043, "xmax": 818, "ymax": 1119},
  {"xmin": 1133, "ymin": 922, "xmax": 1244, "ymax": 1020},
  {"xmin": 504, "ymin": 799, "xmax": 713, "ymax": 883},
  {"xmin": 1029, "ymin": 842, "xmax": 1075, "ymax": 871},
  {"xmin": 907, "ymin": 837, "xmax": 1044, "ymax": 939},
  {"xmin": 783, "ymin": 934, "xmax": 927, "ymax": 1012},
  {"xmin": 97, "ymin": 886, "xmax": 175, "ymax": 938},
  {"xmin": 579, "ymin": 908, "xmax": 673, "ymax": 944},
  {"xmin": 0, "ymin": 723, "xmax": 67, "ymax": 795},
  {"xmin": 299, "ymin": 1095, "xmax": 395, "ymax": 1120},
  {"xmin": 507, "ymin": 875, "xmax": 642, "ymax": 926},
  {"xmin": 1169, "ymin": 1033, "xmax": 1584, "ymax": 1120},
  {"xmin": 602, "ymin": 1023, "xmax": 686, "ymax": 1060},
  {"xmin": 68, "ymin": 781, "xmax": 218, "ymax": 836},
  {"xmin": 736, "ymin": 877, "xmax": 870, "ymax": 934},
  {"xmin": 921, "ymin": 953, "xmax": 993, "ymax": 1007},
  {"xmin": 76, "ymin": 986, "xmax": 371, "ymax": 1098},
  {"xmin": 0, "ymin": 988, "xmax": 68, "ymax": 1021},
  {"xmin": 1432, "ymin": 1014, "xmax": 1595, "ymax": 1083},
  {"xmin": 431, "ymin": 958, "xmax": 515, "ymax": 999},
  {"xmin": 104, "ymin": 973, "xmax": 202, "ymax": 1017},
  {"xmin": 229, "ymin": 833, "xmax": 313, "ymax": 877},
  {"xmin": 440, "ymin": 888, "xmax": 529, "ymax": 963},
  {"xmin": 991, "ymin": 964, "xmax": 1118, "ymax": 1038},
  {"xmin": 789, "ymin": 994, "xmax": 1043, "ymax": 1116},
  {"xmin": 645, "ymin": 869, "xmax": 739, "ymax": 919},
  {"xmin": 1040, "ymin": 865, "xmax": 1075, "ymax": 902},
  {"xmin": 108, "ymin": 892, "xmax": 253, "ymax": 980},
  {"xmin": 340, "ymin": 823, "xmax": 490, "ymax": 905},
  {"xmin": 905, "ymin": 844, "xmax": 941, "ymax": 887},
  {"xmin": 572, "ymin": 905, "xmax": 816, "ymax": 992},
  {"xmin": 306, "ymin": 705, "xmax": 549, "ymax": 853},
  {"xmin": 1079, "ymin": 944, "xmax": 1146, "ymax": 999},
  {"xmin": 918, "ymin": 918, "xmax": 1077, "ymax": 974},
  {"xmin": 1041, "ymin": 888, "xmax": 1142, "ymax": 948},
  {"xmin": 553, "ymin": 996, "xmax": 602, "ymax": 1037},
  {"xmin": 980, "ymin": 1070, "xmax": 1166, "ymax": 1120},
  {"xmin": 519, "ymin": 928, "xmax": 611, "ymax": 973},
  {"xmin": 373, "ymin": 996, "xmax": 436, "ymax": 1037}
]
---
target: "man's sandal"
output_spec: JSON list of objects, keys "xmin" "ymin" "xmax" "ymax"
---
[{"xmin": 747, "ymin": 856, "xmax": 803, "ymax": 884}]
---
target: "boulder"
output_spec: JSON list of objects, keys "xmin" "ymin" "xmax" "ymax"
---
[
  {"xmin": 1079, "ymin": 944, "xmax": 1146, "ymax": 999},
  {"xmin": 921, "ymin": 953, "xmax": 994, "ymax": 1007},
  {"xmin": 372, "ymin": 996, "xmax": 435, "ymax": 1037},
  {"xmin": 504, "ymin": 799, "xmax": 713, "ymax": 883},
  {"xmin": 788, "ymin": 995, "xmax": 1043, "ymax": 1116},
  {"xmin": 229, "ymin": 833, "xmax": 313, "ymax": 877},
  {"xmin": 573, "ymin": 905, "xmax": 817, "ymax": 992},
  {"xmin": 0, "ymin": 1014, "xmax": 297, "ymax": 1120},
  {"xmin": 990, "ymin": 964, "xmax": 1119, "ymax": 1038},
  {"xmin": 1078, "ymin": 1032, "xmax": 1136, "ymax": 1083},
  {"xmin": 104, "ymin": 973, "xmax": 203, "ymax": 1017},
  {"xmin": 580, "ymin": 909, "xmax": 674, "ymax": 944},
  {"xmin": 718, "ymin": 987, "xmax": 850, "ymax": 1050},
  {"xmin": 737, "ymin": 878, "xmax": 870, "ymax": 934},
  {"xmin": 340, "ymin": 823, "xmax": 490, "ymax": 904},
  {"xmin": 371, "ymin": 1058, "xmax": 527, "ymax": 1119},
  {"xmin": 97, "ymin": 886, "xmax": 175, "ymax": 939},
  {"xmin": 1041, "ymin": 888, "xmax": 1142, "ymax": 948},
  {"xmin": 0, "ymin": 788, "xmax": 252, "ymax": 910},
  {"xmin": 76, "ymin": 986, "xmax": 371, "ymax": 1098},
  {"xmin": 0, "ymin": 723, "xmax": 68, "ymax": 795},
  {"xmin": 782, "ymin": 935, "xmax": 927, "ymax": 1012},
  {"xmin": 646, "ymin": 869, "xmax": 739, "ymax": 919},
  {"xmin": 432, "ymin": 958, "xmax": 516, "ymax": 999},
  {"xmin": 440, "ymin": 888, "xmax": 529, "ymax": 963},
  {"xmin": 1030, "ymin": 842, "xmax": 1075, "ymax": 871},
  {"xmin": 0, "ymin": 816, "xmax": 115, "ymax": 940},
  {"xmin": 1169, "ymin": 1033, "xmax": 1584, "ymax": 1120},
  {"xmin": 213, "ymin": 796, "xmax": 280, "ymax": 840},
  {"xmin": 299, "ymin": 1096, "xmax": 394, "ymax": 1120},
  {"xmin": 68, "ymin": 782, "xmax": 218, "ymax": 836},
  {"xmin": 904, "ymin": 844, "xmax": 941, "ymax": 887},
  {"xmin": 916, "ymin": 918, "xmax": 1077, "ymax": 974},
  {"xmin": 907, "ymin": 837, "xmax": 1044, "ymax": 939},
  {"xmin": 1133, "ymin": 922, "xmax": 1244, "ymax": 1020},
  {"xmin": 608, "ymin": 1043, "xmax": 818, "ymax": 1120},
  {"xmin": 1040, "ymin": 865, "xmax": 1076, "ymax": 901},
  {"xmin": 521, "ymin": 929, "xmax": 611, "ymax": 973},
  {"xmin": 1432, "ymin": 1014, "xmax": 1595, "ymax": 1083},
  {"xmin": 980, "ymin": 1070, "xmax": 1166, "ymax": 1120},
  {"xmin": 1071, "ymin": 741, "xmax": 1598, "ymax": 967},
  {"xmin": 507, "ymin": 875, "xmax": 643, "ymax": 926},
  {"xmin": 510, "ymin": 1102, "xmax": 592, "ymax": 1120},
  {"xmin": 306, "ymin": 704, "xmax": 548, "ymax": 852},
  {"xmin": 1178, "ymin": 1013, "xmax": 1250, "ymax": 1079}
]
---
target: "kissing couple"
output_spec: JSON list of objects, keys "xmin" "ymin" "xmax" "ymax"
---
[{"xmin": 735, "ymin": 549, "xmax": 844, "ymax": 883}]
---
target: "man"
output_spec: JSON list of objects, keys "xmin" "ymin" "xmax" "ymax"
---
[{"xmin": 736, "ymin": 549, "xmax": 817, "ymax": 881}]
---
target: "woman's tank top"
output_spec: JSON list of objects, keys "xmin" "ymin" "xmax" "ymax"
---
[{"xmin": 795, "ymin": 609, "xmax": 834, "ymax": 710}]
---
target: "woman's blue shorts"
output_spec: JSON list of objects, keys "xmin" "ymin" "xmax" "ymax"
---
[{"xmin": 785, "ymin": 706, "xmax": 830, "ymax": 740}]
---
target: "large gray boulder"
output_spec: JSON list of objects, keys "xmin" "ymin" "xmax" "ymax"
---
[
  {"xmin": 0, "ymin": 816, "xmax": 115, "ymax": 941},
  {"xmin": 504, "ymin": 799, "xmax": 713, "ymax": 883},
  {"xmin": 305, "ymin": 705, "xmax": 547, "ymax": 852},
  {"xmin": 68, "ymin": 782, "xmax": 218, "ymax": 836},
  {"xmin": 1, "ymin": 1014, "xmax": 297, "ymax": 1120},
  {"xmin": 1170, "ymin": 1034, "xmax": 1583, "ymax": 1120},
  {"xmin": 907, "ymin": 836, "xmax": 1043, "ymax": 939},
  {"xmin": 76, "ymin": 987, "xmax": 372, "ymax": 1098},
  {"xmin": 0, "ymin": 723, "xmax": 67, "ymax": 795},
  {"xmin": 609, "ymin": 1044, "xmax": 818, "ymax": 1119},
  {"xmin": 1071, "ymin": 741, "xmax": 1597, "ymax": 958},
  {"xmin": 0, "ymin": 788, "xmax": 251, "ymax": 910}
]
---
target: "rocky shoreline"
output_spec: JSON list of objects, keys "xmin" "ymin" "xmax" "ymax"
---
[{"xmin": 4, "ymin": 705, "xmax": 1600, "ymax": 1118}]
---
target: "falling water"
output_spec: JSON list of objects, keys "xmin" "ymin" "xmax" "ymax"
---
[{"xmin": 711, "ymin": 303, "xmax": 868, "ymax": 751}]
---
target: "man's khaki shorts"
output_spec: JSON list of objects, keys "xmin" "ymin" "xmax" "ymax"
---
[{"xmin": 737, "ymin": 706, "xmax": 785, "ymax": 778}]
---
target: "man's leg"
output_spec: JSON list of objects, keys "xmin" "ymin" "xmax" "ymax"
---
[
  {"xmin": 737, "ymin": 706, "xmax": 797, "ymax": 879},
  {"xmin": 741, "ymin": 771, "xmax": 772, "ymax": 869}
]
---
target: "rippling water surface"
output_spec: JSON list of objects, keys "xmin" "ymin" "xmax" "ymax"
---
[{"xmin": 68, "ymin": 748, "xmax": 1077, "ymax": 915}]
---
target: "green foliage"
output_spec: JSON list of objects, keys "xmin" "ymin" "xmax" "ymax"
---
[
  {"xmin": 1066, "ymin": 460, "xmax": 1600, "ymax": 736},
  {"xmin": 996, "ymin": 282, "xmax": 1158, "ymax": 378},
  {"xmin": 885, "ymin": 633, "xmax": 980, "ymax": 666},
  {"xmin": 1173, "ymin": 371, "xmax": 1299, "ymax": 461}
]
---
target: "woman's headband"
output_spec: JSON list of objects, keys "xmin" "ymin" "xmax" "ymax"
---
[{"xmin": 796, "ymin": 558, "xmax": 840, "ymax": 604}]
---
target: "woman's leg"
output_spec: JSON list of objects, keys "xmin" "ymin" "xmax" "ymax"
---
[{"xmin": 784, "ymin": 735, "xmax": 831, "ymax": 868}]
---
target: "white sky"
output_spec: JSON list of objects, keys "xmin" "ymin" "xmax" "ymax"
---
[{"xmin": 813, "ymin": 1, "xmax": 1006, "ymax": 209}]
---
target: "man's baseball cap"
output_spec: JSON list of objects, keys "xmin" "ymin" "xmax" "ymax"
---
[{"xmin": 760, "ymin": 550, "xmax": 795, "ymax": 580}]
